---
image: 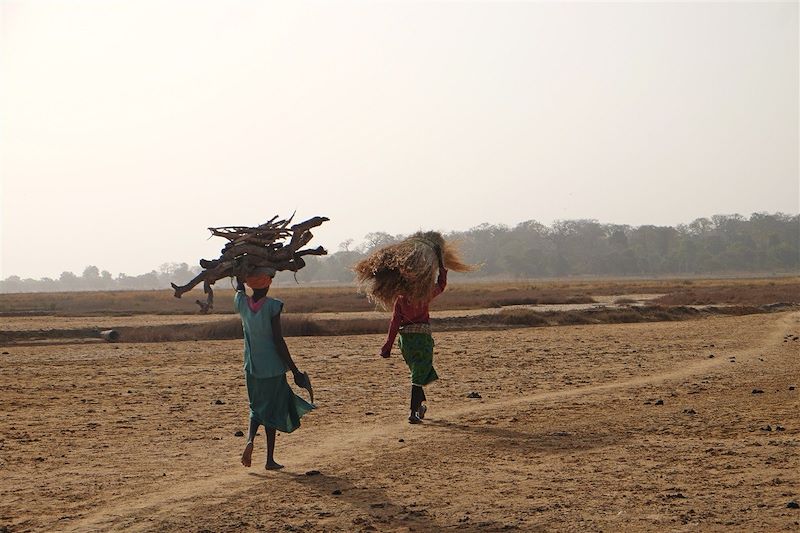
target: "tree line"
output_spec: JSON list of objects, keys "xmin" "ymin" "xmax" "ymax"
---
[
  {"xmin": 2, "ymin": 213, "xmax": 797, "ymax": 293},
  {"xmin": 0, "ymin": 263, "xmax": 202, "ymax": 293}
]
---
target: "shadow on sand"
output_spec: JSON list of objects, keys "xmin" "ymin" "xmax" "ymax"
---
[
  {"xmin": 253, "ymin": 469, "xmax": 443, "ymax": 531},
  {"xmin": 425, "ymin": 418, "xmax": 632, "ymax": 456}
]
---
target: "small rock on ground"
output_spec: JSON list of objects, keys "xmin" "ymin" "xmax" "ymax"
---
[{"xmin": 466, "ymin": 391, "xmax": 482, "ymax": 399}]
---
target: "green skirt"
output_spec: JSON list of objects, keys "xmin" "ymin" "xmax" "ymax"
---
[
  {"xmin": 399, "ymin": 332, "xmax": 438, "ymax": 387},
  {"xmin": 246, "ymin": 373, "xmax": 314, "ymax": 433}
]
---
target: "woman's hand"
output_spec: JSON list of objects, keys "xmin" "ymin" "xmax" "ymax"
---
[
  {"xmin": 380, "ymin": 345, "xmax": 391, "ymax": 358},
  {"xmin": 293, "ymin": 369, "xmax": 308, "ymax": 388},
  {"xmin": 434, "ymin": 244, "xmax": 444, "ymax": 269}
]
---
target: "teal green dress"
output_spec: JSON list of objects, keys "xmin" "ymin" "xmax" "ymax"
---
[{"xmin": 235, "ymin": 291, "xmax": 314, "ymax": 432}]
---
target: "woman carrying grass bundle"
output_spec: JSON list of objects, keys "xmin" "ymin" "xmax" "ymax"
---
[
  {"xmin": 381, "ymin": 255, "xmax": 446, "ymax": 424},
  {"xmin": 235, "ymin": 267, "xmax": 314, "ymax": 470},
  {"xmin": 354, "ymin": 232, "xmax": 475, "ymax": 424}
]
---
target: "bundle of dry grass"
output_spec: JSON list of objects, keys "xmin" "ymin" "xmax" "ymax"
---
[{"xmin": 353, "ymin": 231, "xmax": 477, "ymax": 309}]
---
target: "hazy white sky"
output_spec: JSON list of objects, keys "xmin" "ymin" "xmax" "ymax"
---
[{"xmin": 1, "ymin": 1, "xmax": 798, "ymax": 279}]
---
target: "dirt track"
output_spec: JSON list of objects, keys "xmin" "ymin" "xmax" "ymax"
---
[{"xmin": 1, "ymin": 312, "xmax": 799, "ymax": 532}]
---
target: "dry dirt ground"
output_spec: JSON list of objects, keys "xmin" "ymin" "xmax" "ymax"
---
[{"xmin": 1, "ymin": 312, "xmax": 799, "ymax": 532}]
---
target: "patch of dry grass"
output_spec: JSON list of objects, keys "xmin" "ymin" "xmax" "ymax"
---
[
  {"xmin": 654, "ymin": 283, "xmax": 800, "ymax": 306},
  {"xmin": 492, "ymin": 304, "xmax": 782, "ymax": 330},
  {"xmin": 0, "ymin": 287, "xmax": 377, "ymax": 317},
  {"xmin": 1, "ymin": 276, "xmax": 796, "ymax": 317},
  {"xmin": 495, "ymin": 309, "xmax": 550, "ymax": 326},
  {"xmin": 0, "ymin": 284, "xmax": 595, "ymax": 316},
  {"xmin": 116, "ymin": 315, "xmax": 388, "ymax": 343},
  {"xmin": 4, "ymin": 302, "xmax": 794, "ymax": 346}
]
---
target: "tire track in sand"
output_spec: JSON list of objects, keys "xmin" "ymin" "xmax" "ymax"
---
[{"xmin": 67, "ymin": 312, "xmax": 799, "ymax": 532}]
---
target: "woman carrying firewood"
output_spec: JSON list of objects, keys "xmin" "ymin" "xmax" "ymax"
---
[
  {"xmin": 235, "ymin": 266, "xmax": 314, "ymax": 470},
  {"xmin": 355, "ymin": 232, "xmax": 475, "ymax": 424}
]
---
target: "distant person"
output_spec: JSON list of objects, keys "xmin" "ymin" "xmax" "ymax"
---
[
  {"xmin": 235, "ymin": 267, "xmax": 314, "ymax": 470},
  {"xmin": 380, "ymin": 244, "xmax": 448, "ymax": 424}
]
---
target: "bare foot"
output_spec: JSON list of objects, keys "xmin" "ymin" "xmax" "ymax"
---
[
  {"xmin": 265, "ymin": 460, "xmax": 284, "ymax": 470},
  {"xmin": 241, "ymin": 441, "xmax": 254, "ymax": 467}
]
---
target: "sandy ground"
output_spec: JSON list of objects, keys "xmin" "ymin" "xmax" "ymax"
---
[{"xmin": 1, "ymin": 312, "xmax": 799, "ymax": 532}]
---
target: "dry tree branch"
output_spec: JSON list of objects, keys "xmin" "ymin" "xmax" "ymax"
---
[{"xmin": 172, "ymin": 215, "xmax": 329, "ymax": 312}]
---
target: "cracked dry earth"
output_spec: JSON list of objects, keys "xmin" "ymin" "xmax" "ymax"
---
[{"xmin": 1, "ymin": 311, "xmax": 799, "ymax": 532}]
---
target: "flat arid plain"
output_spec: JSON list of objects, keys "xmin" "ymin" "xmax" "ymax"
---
[{"xmin": 1, "ymin": 278, "xmax": 799, "ymax": 532}]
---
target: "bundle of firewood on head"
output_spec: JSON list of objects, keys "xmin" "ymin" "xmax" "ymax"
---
[
  {"xmin": 171, "ymin": 214, "xmax": 329, "ymax": 313},
  {"xmin": 353, "ymin": 231, "xmax": 477, "ymax": 310}
]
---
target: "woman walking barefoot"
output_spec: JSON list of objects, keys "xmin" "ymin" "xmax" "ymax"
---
[{"xmin": 235, "ymin": 267, "xmax": 314, "ymax": 470}]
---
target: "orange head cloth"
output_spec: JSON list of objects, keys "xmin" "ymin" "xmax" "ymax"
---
[{"xmin": 245, "ymin": 274, "xmax": 273, "ymax": 289}]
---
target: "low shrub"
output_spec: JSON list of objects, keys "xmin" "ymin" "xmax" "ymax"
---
[
  {"xmin": 589, "ymin": 309, "xmax": 644, "ymax": 323},
  {"xmin": 497, "ymin": 309, "xmax": 549, "ymax": 326},
  {"xmin": 554, "ymin": 312, "xmax": 594, "ymax": 325}
]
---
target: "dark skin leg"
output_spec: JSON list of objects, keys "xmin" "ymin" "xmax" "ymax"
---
[
  {"xmin": 411, "ymin": 385, "xmax": 426, "ymax": 414},
  {"xmin": 265, "ymin": 427, "xmax": 282, "ymax": 470},
  {"xmin": 247, "ymin": 416, "xmax": 260, "ymax": 441},
  {"xmin": 241, "ymin": 417, "xmax": 260, "ymax": 467}
]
